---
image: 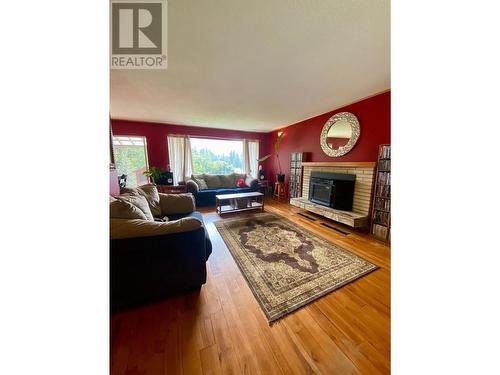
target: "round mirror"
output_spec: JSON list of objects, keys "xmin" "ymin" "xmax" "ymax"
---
[
  {"xmin": 320, "ymin": 112, "xmax": 360, "ymax": 157},
  {"xmin": 327, "ymin": 119, "xmax": 352, "ymax": 149}
]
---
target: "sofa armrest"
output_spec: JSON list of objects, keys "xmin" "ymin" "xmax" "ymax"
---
[
  {"xmin": 159, "ymin": 193, "xmax": 196, "ymax": 215},
  {"xmin": 185, "ymin": 179, "xmax": 199, "ymax": 193},
  {"xmin": 110, "ymin": 216, "xmax": 200, "ymax": 240},
  {"xmin": 249, "ymin": 178, "xmax": 259, "ymax": 189}
]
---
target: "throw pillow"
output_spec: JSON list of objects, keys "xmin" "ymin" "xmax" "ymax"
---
[
  {"xmin": 110, "ymin": 199, "xmax": 148, "ymax": 220},
  {"xmin": 232, "ymin": 173, "xmax": 246, "ymax": 185},
  {"xmin": 236, "ymin": 178, "xmax": 247, "ymax": 187},
  {"xmin": 159, "ymin": 193, "xmax": 196, "ymax": 215},
  {"xmin": 121, "ymin": 183, "xmax": 161, "ymax": 217},
  {"xmin": 203, "ymin": 174, "xmax": 221, "ymax": 189},
  {"xmin": 192, "ymin": 177, "xmax": 208, "ymax": 190},
  {"xmin": 116, "ymin": 194, "xmax": 154, "ymax": 221},
  {"xmin": 219, "ymin": 175, "xmax": 235, "ymax": 188}
]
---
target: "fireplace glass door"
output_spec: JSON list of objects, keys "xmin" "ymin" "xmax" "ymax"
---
[{"xmin": 310, "ymin": 179, "xmax": 334, "ymax": 206}]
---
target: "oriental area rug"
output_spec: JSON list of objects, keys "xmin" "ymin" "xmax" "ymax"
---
[{"xmin": 214, "ymin": 212, "xmax": 378, "ymax": 322}]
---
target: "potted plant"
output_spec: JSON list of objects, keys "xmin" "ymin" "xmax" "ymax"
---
[
  {"xmin": 258, "ymin": 131, "xmax": 285, "ymax": 183},
  {"xmin": 143, "ymin": 166, "xmax": 173, "ymax": 185}
]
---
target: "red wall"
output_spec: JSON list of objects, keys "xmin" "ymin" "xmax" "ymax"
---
[
  {"xmin": 110, "ymin": 91, "xmax": 389, "ymax": 191},
  {"xmin": 265, "ymin": 91, "xmax": 390, "ymax": 184},
  {"xmin": 111, "ymin": 119, "xmax": 270, "ymax": 172}
]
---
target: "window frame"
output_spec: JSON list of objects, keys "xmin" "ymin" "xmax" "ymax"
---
[{"xmin": 112, "ymin": 135, "xmax": 150, "ymax": 187}]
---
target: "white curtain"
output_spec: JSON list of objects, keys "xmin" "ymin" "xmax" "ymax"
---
[
  {"xmin": 243, "ymin": 139, "xmax": 259, "ymax": 178},
  {"xmin": 184, "ymin": 136, "xmax": 193, "ymax": 180},
  {"xmin": 243, "ymin": 139, "xmax": 250, "ymax": 176},
  {"xmin": 167, "ymin": 135, "xmax": 193, "ymax": 184}
]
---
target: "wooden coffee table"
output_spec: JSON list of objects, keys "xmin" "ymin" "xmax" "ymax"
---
[{"xmin": 215, "ymin": 191, "xmax": 264, "ymax": 215}]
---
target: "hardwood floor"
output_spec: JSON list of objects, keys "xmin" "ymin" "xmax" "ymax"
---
[{"xmin": 111, "ymin": 200, "xmax": 390, "ymax": 374}]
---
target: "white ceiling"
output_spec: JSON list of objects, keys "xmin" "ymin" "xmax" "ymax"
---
[{"xmin": 110, "ymin": 0, "xmax": 390, "ymax": 132}]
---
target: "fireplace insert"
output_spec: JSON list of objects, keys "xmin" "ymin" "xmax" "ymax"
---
[{"xmin": 308, "ymin": 172, "xmax": 355, "ymax": 211}]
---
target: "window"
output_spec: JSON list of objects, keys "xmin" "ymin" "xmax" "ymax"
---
[
  {"xmin": 190, "ymin": 137, "xmax": 245, "ymax": 175},
  {"xmin": 112, "ymin": 136, "xmax": 149, "ymax": 188}
]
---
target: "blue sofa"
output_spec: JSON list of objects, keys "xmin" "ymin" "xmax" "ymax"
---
[{"xmin": 183, "ymin": 173, "xmax": 259, "ymax": 206}]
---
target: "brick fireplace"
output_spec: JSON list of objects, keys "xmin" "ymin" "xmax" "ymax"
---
[{"xmin": 290, "ymin": 162, "xmax": 376, "ymax": 227}]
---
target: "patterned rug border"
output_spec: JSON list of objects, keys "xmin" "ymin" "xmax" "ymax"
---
[{"xmin": 214, "ymin": 212, "xmax": 379, "ymax": 323}]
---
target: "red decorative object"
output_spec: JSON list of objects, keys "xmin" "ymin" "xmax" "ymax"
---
[{"xmin": 236, "ymin": 178, "xmax": 247, "ymax": 187}]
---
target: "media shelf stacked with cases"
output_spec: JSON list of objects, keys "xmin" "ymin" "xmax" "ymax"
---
[
  {"xmin": 289, "ymin": 152, "xmax": 308, "ymax": 198},
  {"xmin": 371, "ymin": 144, "xmax": 391, "ymax": 242}
]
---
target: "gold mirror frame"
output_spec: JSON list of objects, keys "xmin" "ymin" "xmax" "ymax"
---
[{"xmin": 320, "ymin": 112, "xmax": 360, "ymax": 157}]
